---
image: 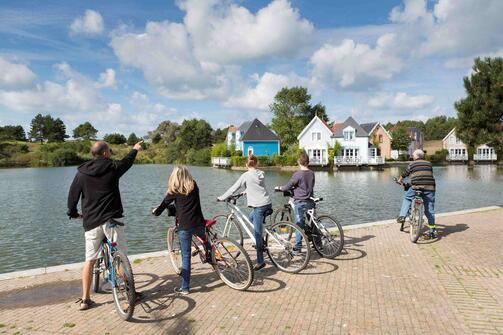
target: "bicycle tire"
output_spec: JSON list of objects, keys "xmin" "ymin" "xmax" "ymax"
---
[
  {"xmin": 167, "ymin": 227, "xmax": 182, "ymax": 275},
  {"xmin": 265, "ymin": 221, "xmax": 310, "ymax": 273},
  {"xmin": 212, "ymin": 237, "xmax": 254, "ymax": 291},
  {"xmin": 212, "ymin": 214, "xmax": 244, "ymax": 246},
  {"xmin": 409, "ymin": 203, "xmax": 423, "ymax": 243},
  {"xmin": 311, "ymin": 215, "xmax": 344, "ymax": 258},
  {"xmin": 271, "ymin": 207, "xmax": 292, "ymax": 224},
  {"xmin": 112, "ymin": 250, "xmax": 136, "ymax": 321}
]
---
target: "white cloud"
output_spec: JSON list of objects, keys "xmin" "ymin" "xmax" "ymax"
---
[
  {"xmin": 224, "ymin": 72, "xmax": 308, "ymax": 110},
  {"xmin": 389, "ymin": 0, "xmax": 430, "ymax": 23},
  {"xmin": 129, "ymin": 91, "xmax": 176, "ymax": 126},
  {"xmin": 367, "ymin": 92, "xmax": 434, "ymax": 110},
  {"xmin": 96, "ymin": 68, "xmax": 116, "ymax": 88},
  {"xmin": 0, "ymin": 57, "xmax": 36, "ymax": 89},
  {"xmin": 111, "ymin": 21, "xmax": 239, "ymax": 100},
  {"xmin": 70, "ymin": 9, "xmax": 104, "ymax": 36},
  {"xmin": 179, "ymin": 0, "xmax": 314, "ymax": 64},
  {"xmin": 111, "ymin": 0, "xmax": 313, "ymax": 100},
  {"xmin": 310, "ymin": 34, "xmax": 403, "ymax": 90}
]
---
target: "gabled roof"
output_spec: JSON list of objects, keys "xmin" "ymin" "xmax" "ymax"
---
[
  {"xmin": 332, "ymin": 117, "xmax": 369, "ymax": 138},
  {"xmin": 442, "ymin": 128, "xmax": 456, "ymax": 142},
  {"xmin": 297, "ymin": 116, "xmax": 333, "ymax": 140},
  {"xmin": 360, "ymin": 122, "xmax": 378, "ymax": 134},
  {"xmin": 238, "ymin": 120, "xmax": 253, "ymax": 133},
  {"xmin": 241, "ymin": 119, "xmax": 279, "ymax": 141},
  {"xmin": 331, "ymin": 123, "xmax": 343, "ymax": 132}
]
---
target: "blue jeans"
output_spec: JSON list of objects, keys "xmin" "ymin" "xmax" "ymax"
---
[
  {"xmin": 249, "ymin": 204, "xmax": 272, "ymax": 265},
  {"xmin": 399, "ymin": 188, "xmax": 436, "ymax": 228},
  {"xmin": 178, "ymin": 226, "xmax": 211, "ymax": 291},
  {"xmin": 294, "ymin": 200, "xmax": 314, "ymax": 249}
]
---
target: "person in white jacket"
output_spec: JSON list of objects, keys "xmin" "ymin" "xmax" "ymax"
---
[{"xmin": 218, "ymin": 155, "xmax": 272, "ymax": 271}]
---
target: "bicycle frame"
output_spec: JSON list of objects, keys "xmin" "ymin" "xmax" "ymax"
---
[
  {"xmin": 222, "ymin": 201, "xmax": 286, "ymax": 247},
  {"xmin": 97, "ymin": 224, "xmax": 130, "ymax": 289},
  {"xmin": 286, "ymin": 197, "xmax": 322, "ymax": 231}
]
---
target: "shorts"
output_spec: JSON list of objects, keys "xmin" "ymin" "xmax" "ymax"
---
[{"xmin": 84, "ymin": 219, "xmax": 128, "ymax": 261}]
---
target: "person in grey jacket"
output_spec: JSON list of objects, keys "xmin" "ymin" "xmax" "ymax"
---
[{"xmin": 217, "ymin": 155, "xmax": 272, "ymax": 271}]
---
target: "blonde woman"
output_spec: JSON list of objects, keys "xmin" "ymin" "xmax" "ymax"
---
[{"xmin": 152, "ymin": 166, "xmax": 209, "ymax": 295}]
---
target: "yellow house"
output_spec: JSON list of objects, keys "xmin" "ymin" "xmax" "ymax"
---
[{"xmin": 361, "ymin": 122, "xmax": 393, "ymax": 159}]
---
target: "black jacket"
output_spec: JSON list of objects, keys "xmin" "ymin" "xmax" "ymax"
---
[
  {"xmin": 67, "ymin": 149, "xmax": 138, "ymax": 231},
  {"xmin": 153, "ymin": 182, "xmax": 205, "ymax": 231}
]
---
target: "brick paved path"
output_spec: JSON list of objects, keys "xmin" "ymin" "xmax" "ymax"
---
[{"xmin": 1, "ymin": 208, "xmax": 503, "ymax": 334}]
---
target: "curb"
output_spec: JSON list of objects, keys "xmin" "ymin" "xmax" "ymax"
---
[{"xmin": 0, "ymin": 205, "xmax": 500, "ymax": 281}]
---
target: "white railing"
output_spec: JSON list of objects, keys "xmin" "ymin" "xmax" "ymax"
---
[
  {"xmin": 474, "ymin": 153, "xmax": 497, "ymax": 161},
  {"xmin": 211, "ymin": 157, "xmax": 231, "ymax": 167},
  {"xmin": 447, "ymin": 154, "xmax": 468, "ymax": 161},
  {"xmin": 368, "ymin": 156, "xmax": 385, "ymax": 165},
  {"xmin": 309, "ymin": 157, "xmax": 329, "ymax": 166},
  {"xmin": 334, "ymin": 156, "xmax": 385, "ymax": 166}
]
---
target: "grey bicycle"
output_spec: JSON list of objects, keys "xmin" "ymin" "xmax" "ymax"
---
[{"xmin": 394, "ymin": 177, "xmax": 424, "ymax": 243}]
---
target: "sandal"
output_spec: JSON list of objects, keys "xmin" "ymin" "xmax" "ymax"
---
[{"xmin": 76, "ymin": 298, "xmax": 95, "ymax": 311}]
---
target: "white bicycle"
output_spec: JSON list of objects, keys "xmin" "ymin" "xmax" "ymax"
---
[{"xmin": 214, "ymin": 193, "xmax": 311, "ymax": 273}]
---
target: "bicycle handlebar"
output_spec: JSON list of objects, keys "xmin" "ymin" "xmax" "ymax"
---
[{"xmin": 393, "ymin": 177, "xmax": 411, "ymax": 191}]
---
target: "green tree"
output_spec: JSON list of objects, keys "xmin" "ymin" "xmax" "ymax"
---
[
  {"xmin": 212, "ymin": 127, "xmax": 229, "ymax": 143},
  {"xmin": 73, "ymin": 122, "xmax": 98, "ymax": 140},
  {"xmin": 103, "ymin": 133, "xmax": 127, "ymax": 145},
  {"xmin": 29, "ymin": 114, "xmax": 46, "ymax": 143},
  {"xmin": 455, "ymin": 57, "xmax": 503, "ymax": 160},
  {"xmin": 127, "ymin": 133, "xmax": 140, "ymax": 145},
  {"xmin": 270, "ymin": 87, "xmax": 328, "ymax": 150},
  {"xmin": 148, "ymin": 121, "xmax": 179, "ymax": 144},
  {"xmin": 423, "ymin": 116, "xmax": 458, "ymax": 140},
  {"xmin": 28, "ymin": 114, "xmax": 67, "ymax": 143},
  {"xmin": 0, "ymin": 125, "xmax": 26, "ymax": 141},
  {"xmin": 391, "ymin": 128, "xmax": 411, "ymax": 151},
  {"xmin": 177, "ymin": 119, "xmax": 213, "ymax": 152},
  {"xmin": 211, "ymin": 142, "xmax": 230, "ymax": 157}
]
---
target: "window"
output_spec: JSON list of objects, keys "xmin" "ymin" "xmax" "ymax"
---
[
  {"xmin": 343, "ymin": 130, "xmax": 355, "ymax": 141},
  {"xmin": 378, "ymin": 135, "xmax": 383, "ymax": 143},
  {"xmin": 311, "ymin": 132, "xmax": 321, "ymax": 141},
  {"xmin": 247, "ymin": 147, "xmax": 254, "ymax": 156}
]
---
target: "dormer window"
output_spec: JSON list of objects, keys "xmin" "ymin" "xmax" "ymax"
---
[{"xmin": 343, "ymin": 127, "xmax": 355, "ymax": 141}]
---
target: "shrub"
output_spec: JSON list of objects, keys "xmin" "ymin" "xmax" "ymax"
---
[
  {"xmin": 103, "ymin": 133, "xmax": 127, "ymax": 145},
  {"xmin": 187, "ymin": 148, "xmax": 211, "ymax": 166},
  {"xmin": 428, "ymin": 149, "xmax": 448, "ymax": 163},
  {"xmin": 231, "ymin": 156, "xmax": 247, "ymax": 167},
  {"xmin": 211, "ymin": 142, "xmax": 230, "ymax": 157}
]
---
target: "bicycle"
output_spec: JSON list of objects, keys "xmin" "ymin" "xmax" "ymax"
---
[
  {"xmin": 164, "ymin": 204, "xmax": 254, "ymax": 291},
  {"xmin": 271, "ymin": 190, "xmax": 344, "ymax": 258},
  {"xmin": 394, "ymin": 177, "xmax": 424, "ymax": 243},
  {"xmin": 91, "ymin": 219, "xmax": 136, "ymax": 321},
  {"xmin": 213, "ymin": 193, "xmax": 311, "ymax": 273}
]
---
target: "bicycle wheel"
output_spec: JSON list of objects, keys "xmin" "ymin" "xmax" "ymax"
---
[
  {"xmin": 409, "ymin": 203, "xmax": 424, "ymax": 243},
  {"xmin": 265, "ymin": 221, "xmax": 310, "ymax": 273},
  {"xmin": 167, "ymin": 227, "xmax": 182, "ymax": 275},
  {"xmin": 212, "ymin": 238, "xmax": 254, "ymax": 291},
  {"xmin": 111, "ymin": 250, "xmax": 136, "ymax": 321},
  {"xmin": 272, "ymin": 207, "xmax": 292, "ymax": 224},
  {"xmin": 311, "ymin": 215, "xmax": 344, "ymax": 258},
  {"xmin": 212, "ymin": 214, "xmax": 244, "ymax": 246}
]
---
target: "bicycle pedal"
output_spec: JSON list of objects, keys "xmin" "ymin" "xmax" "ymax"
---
[{"xmin": 191, "ymin": 250, "xmax": 199, "ymax": 257}]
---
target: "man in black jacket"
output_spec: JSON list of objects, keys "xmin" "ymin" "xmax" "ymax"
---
[{"xmin": 67, "ymin": 140, "xmax": 142, "ymax": 310}]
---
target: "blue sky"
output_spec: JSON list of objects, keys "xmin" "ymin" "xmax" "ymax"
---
[{"xmin": 0, "ymin": 0, "xmax": 502, "ymax": 137}]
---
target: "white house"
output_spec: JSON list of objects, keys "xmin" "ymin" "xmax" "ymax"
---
[
  {"xmin": 297, "ymin": 116, "xmax": 385, "ymax": 166},
  {"xmin": 297, "ymin": 116, "xmax": 333, "ymax": 165},
  {"xmin": 442, "ymin": 128, "xmax": 497, "ymax": 162}
]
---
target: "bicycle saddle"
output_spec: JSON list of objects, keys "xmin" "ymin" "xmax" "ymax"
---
[{"xmin": 205, "ymin": 219, "xmax": 217, "ymax": 228}]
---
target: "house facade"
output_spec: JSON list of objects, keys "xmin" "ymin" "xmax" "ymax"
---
[
  {"xmin": 442, "ymin": 128, "xmax": 497, "ymax": 162},
  {"xmin": 361, "ymin": 122, "xmax": 393, "ymax": 159},
  {"xmin": 226, "ymin": 119, "xmax": 280, "ymax": 157},
  {"xmin": 406, "ymin": 127, "xmax": 424, "ymax": 157},
  {"xmin": 297, "ymin": 116, "xmax": 333, "ymax": 165},
  {"xmin": 297, "ymin": 116, "xmax": 385, "ymax": 166}
]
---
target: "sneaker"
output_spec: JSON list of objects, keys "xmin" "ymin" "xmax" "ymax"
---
[
  {"xmin": 423, "ymin": 229, "xmax": 438, "ymax": 239},
  {"xmin": 253, "ymin": 263, "xmax": 266, "ymax": 271},
  {"xmin": 76, "ymin": 298, "xmax": 95, "ymax": 311},
  {"xmin": 173, "ymin": 287, "xmax": 189, "ymax": 295},
  {"xmin": 292, "ymin": 248, "xmax": 302, "ymax": 256},
  {"xmin": 396, "ymin": 216, "xmax": 406, "ymax": 224}
]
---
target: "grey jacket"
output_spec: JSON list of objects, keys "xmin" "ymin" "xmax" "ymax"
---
[{"xmin": 218, "ymin": 169, "xmax": 272, "ymax": 207}]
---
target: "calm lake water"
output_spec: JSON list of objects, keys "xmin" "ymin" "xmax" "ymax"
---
[{"xmin": 1, "ymin": 164, "xmax": 502, "ymax": 274}]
